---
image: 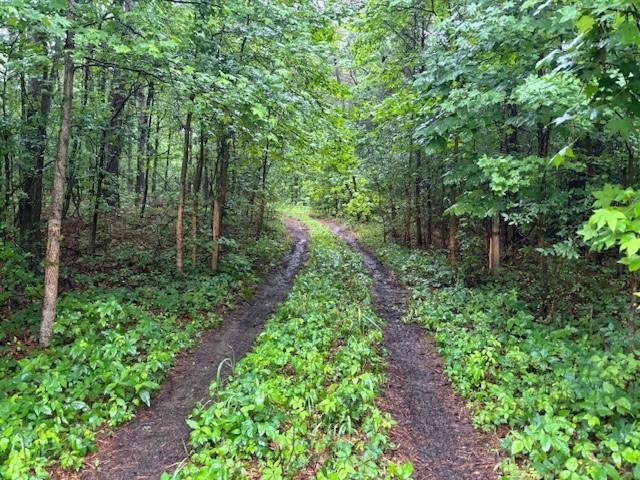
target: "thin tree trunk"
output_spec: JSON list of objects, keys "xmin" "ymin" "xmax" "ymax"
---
[
  {"xmin": 212, "ymin": 129, "xmax": 230, "ymax": 271},
  {"xmin": 139, "ymin": 85, "xmax": 154, "ymax": 217},
  {"xmin": 176, "ymin": 101, "xmax": 193, "ymax": 274},
  {"xmin": 90, "ymin": 141, "xmax": 105, "ymax": 253},
  {"xmin": 448, "ymin": 214, "xmax": 458, "ymax": 274},
  {"xmin": 41, "ymin": 22, "xmax": 74, "ymax": 347},
  {"xmin": 415, "ymin": 150, "xmax": 423, "ymax": 247},
  {"xmin": 1, "ymin": 75, "xmax": 11, "ymax": 225},
  {"xmin": 426, "ymin": 183, "xmax": 432, "ymax": 246},
  {"xmin": 164, "ymin": 128, "xmax": 172, "ymax": 192},
  {"xmin": 489, "ymin": 213, "xmax": 501, "ymax": 273},
  {"xmin": 103, "ymin": 73, "xmax": 127, "ymax": 207},
  {"xmin": 152, "ymin": 115, "xmax": 160, "ymax": 194},
  {"xmin": 255, "ymin": 140, "xmax": 269, "ymax": 239},
  {"xmin": 625, "ymin": 141, "xmax": 636, "ymax": 188},
  {"xmin": 191, "ymin": 125, "xmax": 206, "ymax": 264},
  {"xmin": 135, "ymin": 83, "xmax": 153, "ymax": 202},
  {"xmin": 403, "ymin": 184, "xmax": 412, "ymax": 246},
  {"xmin": 2, "ymin": 151, "xmax": 9, "ymax": 225}
]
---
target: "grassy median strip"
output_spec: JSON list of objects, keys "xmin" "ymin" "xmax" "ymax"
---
[{"xmin": 168, "ymin": 216, "xmax": 413, "ymax": 480}]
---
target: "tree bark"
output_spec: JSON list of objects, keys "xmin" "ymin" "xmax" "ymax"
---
[
  {"xmin": 151, "ymin": 115, "xmax": 160, "ymax": 194},
  {"xmin": 164, "ymin": 128, "xmax": 172, "ymax": 192},
  {"xmin": 403, "ymin": 184, "xmax": 412, "ymax": 246},
  {"xmin": 176, "ymin": 101, "xmax": 193, "ymax": 274},
  {"xmin": 41, "ymin": 21, "xmax": 74, "ymax": 347},
  {"xmin": 102, "ymin": 73, "xmax": 127, "ymax": 207},
  {"xmin": 415, "ymin": 150, "xmax": 423, "ymax": 247},
  {"xmin": 176, "ymin": 103, "xmax": 193, "ymax": 274},
  {"xmin": 135, "ymin": 83, "xmax": 153, "ymax": 202},
  {"xmin": 212, "ymin": 128, "xmax": 230, "ymax": 271},
  {"xmin": 191, "ymin": 125, "xmax": 206, "ymax": 264},
  {"xmin": 448, "ymin": 214, "xmax": 458, "ymax": 274},
  {"xmin": 255, "ymin": 140, "xmax": 269, "ymax": 239},
  {"xmin": 489, "ymin": 213, "xmax": 501, "ymax": 273},
  {"xmin": 1, "ymin": 74, "xmax": 12, "ymax": 226}
]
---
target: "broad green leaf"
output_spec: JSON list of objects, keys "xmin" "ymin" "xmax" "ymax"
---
[
  {"xmin": 576, "ymin": 15, "xmax": 595, "ymax": 34},
  {"xmin": 139, "ymin": 390, "xmax": 151, "ymax": 407}
]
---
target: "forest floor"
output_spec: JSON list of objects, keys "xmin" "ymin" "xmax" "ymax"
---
[
  {"xmin": 61, "ymin": 217, "xmax": 500, "ymax": 480},
  {"xmin": 321, "ymin": 220, "xmax": 500, "ymax": 480},
  {"xmin": 65, "ymin": 218, "xmax": 309, "ymax": 480}
]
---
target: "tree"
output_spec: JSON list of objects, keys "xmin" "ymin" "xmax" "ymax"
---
[{"xmin": 40, "ymin": 4, "xmax": 75, "ymax": 347}]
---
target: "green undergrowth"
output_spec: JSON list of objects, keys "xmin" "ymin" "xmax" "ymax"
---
[
  {"xmin": 166, "ymin": 215, "xmax": 413, "ymax": 480},
  {"xmin": 351, "ymin": 222, "xmax": 640, "ymax": 480},
  {"xmin": 0, "ymin": 222, "xmax": 289, "ymax": 480}
]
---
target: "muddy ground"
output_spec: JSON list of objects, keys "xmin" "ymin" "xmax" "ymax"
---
[{"xmin": 322, "ymin": 219, "xmax": 500, "ymax": 480}]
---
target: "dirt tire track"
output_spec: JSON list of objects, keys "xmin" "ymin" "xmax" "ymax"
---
[
  {"xmin": 71, "ymin": 218, "xmax": 309, "ymax": 480},
  {"xmin": 322, "ymin": 219, "xmax": 500, "ymax": 480}
]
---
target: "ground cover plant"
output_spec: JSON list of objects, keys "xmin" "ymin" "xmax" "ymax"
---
[
  {"xmin": 166, "ymin": 215, "xmax": 413, "ymax": 480},
  {"xmin": 350, "ymin": 223, "xmax": 640, "ymax": 480},
  {"xmin": 0, "ymin": 219, "xmax": 289, "ymax": 480}
]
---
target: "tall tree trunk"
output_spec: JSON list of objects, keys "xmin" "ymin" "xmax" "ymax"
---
[
  {"xmin": 489, "ymin": 213, "xmax": 501, "ymax": 273},
  {"xmin": 102, "ymin": 73, "xmax": 127, "ymax": 207},
  {"xmin": 255, "ymin": 140, "xmax": 269, "ymax": 239},
  {"xmin": 403, "ymin": 184, "xmax": 412, "ymax": 246},
  {"xmin": 139, "ymin": 84, "xmax": 154, "ymax": 217},
  {"xmin": 164, "ymin": 128, "xmax": 172, "ymax": 192},
  {"xmin": 135, "ymin": 83, "xmax": 153, "ymax": 202},
  {"xmin": 415, "ymin": 150, "xmax": 423, "ymax": 247},
  {"xmin": 1, "ymin": 75, "xmax": 11, "ymax": 226},
  {"xmin": 448, "ymin": 214, "xmax": 458, "ymax": 274},
  {"xmin": 426, "ymin": 182, "xmax": 433, "ymax": 246},
  {"xmin": 152, "ymin": 115, "xmax": 160, "ymax": 194},
  {"xmin": 191, "ymin": 125, "xmax": 206, "ymax": 264},
  {"xmin": 17, "ymin": 51, "xmax": 52, "ymax": 258},
  {"xmin": 176, "ymin": 101, "xmax": 193, "ymax": 274},
  {"xmin": 625, "ymin": 141, "xmax": 636, "ymax": 188},
  {"xmin": 41, "ymin": 22, "xmax": 74, "ymax": 347},
  {"xmin": 212, "ymin": 128, "xmax": 230, "ymax": 271},
  {"xmin": 2, "ymin": 149, "xmax": 10, "ymax": 226}
]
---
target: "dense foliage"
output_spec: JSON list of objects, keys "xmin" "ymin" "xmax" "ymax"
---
[
  {"xmin": 353, "ymin": 223, "xmax": 639, "ymax": 479},
  {"xmin": 303, "ymin": 0, "xmax": 640, "ymax": 286},
  {"xmin": 3, "ymin": 0, "xmax": 640, "ymax": 478},
  {"xmin": 0, "ymin": 219, "xmax": 288, "ymax": 479}
]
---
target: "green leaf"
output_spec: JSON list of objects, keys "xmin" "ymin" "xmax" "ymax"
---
[
  {"xmin": 576, "ymin": 15, "xmax": 595, "ymax": 34},
  {"xmin": 617, "ymin": 21, "xmax": 640, "ymax": 46},
  {"xmin": 186, "ymin": 419, "xmax": 200, "ymax": 430},
  {"xmin": 622, "ymin": 448, "xmax": 640, "ymax": 463},
  {"xmin": 139, "ymin": 390, "xmax": 151, "ymax": 407},
  {"xmin": 565, "ymin": 457, "xmax": 578, "ymax": 472},
  {"xmin": 620, "ymin": 254, "xmax": 640, "ymax": 272},
  {"xmin": 70, "ymin": 401, "xmax": 88, "ymax": 411},
  {"xmin": 511, "ymin": 439, "xmax": 524, "ymax": 454}
]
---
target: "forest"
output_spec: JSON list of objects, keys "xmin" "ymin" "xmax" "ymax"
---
[{"xmin": 1, "ymin": 0, "xmax": 640, "ymax": 479}]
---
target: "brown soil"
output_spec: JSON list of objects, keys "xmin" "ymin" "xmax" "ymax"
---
[
  {"xmin": 321, "ymin": 219, "xmax": 501, "ymax": 480},
  {"xmin": 62, "ymin": 218, "xmax": 309, "ymax": 480}
]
